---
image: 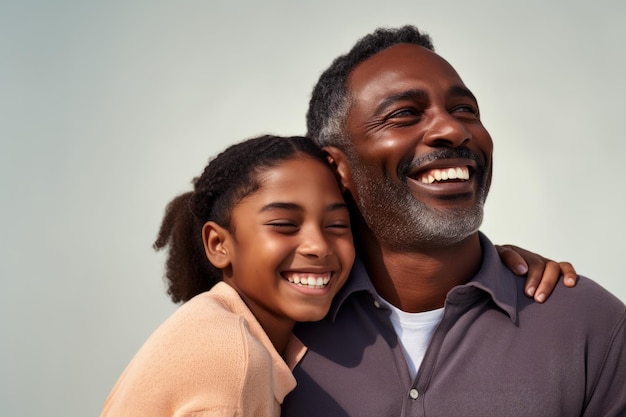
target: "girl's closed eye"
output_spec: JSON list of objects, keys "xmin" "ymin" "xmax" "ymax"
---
[
  {"xmin": 326, "ymin": 221, "xmax": 351, "ymax": 234},
  {"xmin": 266, "ymin": 220, "xmax": 300, "ymax": 233}
]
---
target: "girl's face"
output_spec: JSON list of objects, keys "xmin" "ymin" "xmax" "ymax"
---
[{"xmin": 216, "ymin": 156, "xmax": 354, "ymax": 330}]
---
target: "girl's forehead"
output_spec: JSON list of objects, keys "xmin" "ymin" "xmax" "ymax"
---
[
  {"xmin": 267, "ymin": 156, "xmax": 334, "ymax": 181},
  {"xmin": 244, "ymin": 156, "xmax": 341, "ymax": 201},
  {"xmin": 256, "ymin": 155, "xmax": 328, "ymax": 179}
]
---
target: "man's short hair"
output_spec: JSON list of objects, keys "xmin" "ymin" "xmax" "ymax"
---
[{"xmin": 306, "ymin": 25, "xmax": 434, "ymax": 148}]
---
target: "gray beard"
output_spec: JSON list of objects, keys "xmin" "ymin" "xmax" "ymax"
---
[{"xmin": 347, "ymin": 153, "xmax": 488, "ymax": 252}]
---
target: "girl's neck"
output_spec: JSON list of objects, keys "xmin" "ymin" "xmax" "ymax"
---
[
  {"xmin": 263, "ymin": 324, "xmax": 295, "ymax": 354},
  {"xmin": 240, "ymin": 295, "xmax": 296, "ymax": 354}
]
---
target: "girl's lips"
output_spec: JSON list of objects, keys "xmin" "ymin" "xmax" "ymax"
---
[{"xmin": 281, "ymin": 271, "xmax": 332, "ymax": 288}]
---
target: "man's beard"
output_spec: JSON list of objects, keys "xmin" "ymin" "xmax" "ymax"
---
[{"xmin": 346, "ymin": 148, "xmax": 491, "ymax": 252}]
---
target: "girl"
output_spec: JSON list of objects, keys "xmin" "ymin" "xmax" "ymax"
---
[
  {"xmin": 100, "ymin": 134, "xmax": 573, "ymax": 417},
  {"xmin": 100, "ymin": 135, "xmax": 355, "ymax": 416}
]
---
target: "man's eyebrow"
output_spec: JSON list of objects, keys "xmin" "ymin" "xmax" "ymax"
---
[
  {"xmin": 373, "ymin": 86, "xmax": 478, "ymax": 117},
  {"xmin": 374, "ymin": 89, "xmax": 428, "ymax": 117},
  {"xmin": 450, "ymin": 85, "xmax": 478, "ymax": 103}
]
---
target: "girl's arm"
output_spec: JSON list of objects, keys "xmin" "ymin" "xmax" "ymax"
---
[{"xmin": 497, "ymin": 244, "xmax": 577, "ymax": 303}]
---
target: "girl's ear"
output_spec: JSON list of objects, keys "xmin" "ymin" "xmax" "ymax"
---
[
  {"xmin": 323, "ymin": 146, "xmax": 357, "ymax": 195},
  {"xmin": 202, "ymin": 221, "xmax": 232, "ymax": 269}
]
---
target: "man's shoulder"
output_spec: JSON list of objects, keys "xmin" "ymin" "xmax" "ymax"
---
[
  {"xmin": 548, "ymin": 275, "xmax": 624, "ymax": 310},
  {"xmin": 517, "ymin": 275, "xmax": 626, "ymax": 334}
]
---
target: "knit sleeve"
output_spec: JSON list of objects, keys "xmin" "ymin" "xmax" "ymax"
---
[{"xmin": 100, "ymin": 295, "xmax": 275, "ymax": 417}]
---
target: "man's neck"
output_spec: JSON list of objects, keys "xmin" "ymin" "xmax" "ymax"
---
[{"xmin": 359, "ymin": 232, "xmax": 483, "ymax": 313}]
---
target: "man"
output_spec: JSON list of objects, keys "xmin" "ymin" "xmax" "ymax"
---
[{"xmin": 282, "ymin": 26, "xmax": 626, "ymax": 416}]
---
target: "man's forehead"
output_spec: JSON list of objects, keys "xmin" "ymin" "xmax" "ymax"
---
[{"xmin": 347, "ymin": 43, "xmax": 464, "ymax": 95}]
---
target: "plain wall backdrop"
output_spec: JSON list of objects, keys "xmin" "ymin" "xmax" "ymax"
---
[{"xmin": 1, "ymin": 1, "xmax": 625, "ymax": 415}]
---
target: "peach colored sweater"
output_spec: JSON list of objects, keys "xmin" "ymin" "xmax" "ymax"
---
[{"xmin": 100, "ymin": 282, "xmax": 306, "ymax": 417}]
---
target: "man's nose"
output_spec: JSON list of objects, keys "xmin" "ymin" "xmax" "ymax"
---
[{"xmin": 422, "ymin": 111, "xmax": 471, "ymax": 147}]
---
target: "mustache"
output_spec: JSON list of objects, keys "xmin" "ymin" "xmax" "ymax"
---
[{"xmin": 399, "ymin": 147, "xmax": 485, "ymax": 177}]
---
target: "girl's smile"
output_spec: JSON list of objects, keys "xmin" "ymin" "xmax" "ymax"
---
[{"xmin": 202, "ymin": 154, "xmax": 355, "ymax": 347}]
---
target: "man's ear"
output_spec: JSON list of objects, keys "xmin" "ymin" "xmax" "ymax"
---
[
  {"xmin": 202, "ymin": 221, "xmax": 232, "ymax": 269},
  {"xmin": 323, "ymin": 146, "xmax": 357, "ymax": 195}
]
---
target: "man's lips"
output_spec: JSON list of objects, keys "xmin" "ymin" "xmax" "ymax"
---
[
  {"xmin": 282, "ymin": 271, "xmax": 332, "ymax": 289},
  {"xmin": 407, "ymin": 157, "xmax": 477, "ymax": 185},
  {"xmin": 415, "ymin": 166, "xmax": 470, "ymax": 184}
]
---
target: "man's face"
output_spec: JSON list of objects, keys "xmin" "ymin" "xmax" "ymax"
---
[{"xmin": 340, "ymin": 43, "xmax": 493, "ymax": 251}]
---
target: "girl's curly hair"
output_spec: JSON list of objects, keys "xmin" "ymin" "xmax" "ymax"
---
[{"xmin": 154, "ymin": 134, "xmax": 329, "ymax": 303}]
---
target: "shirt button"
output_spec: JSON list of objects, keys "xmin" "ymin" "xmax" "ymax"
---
[
  {"xmin": 409, "ymin": 389, "xmax": 419, "ymax": 400},
  {"xmin": 373, "ymin": 300, "xmax": 381, "ymax": 308}
]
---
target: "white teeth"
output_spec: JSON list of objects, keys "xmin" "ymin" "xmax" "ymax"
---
[
  {"xmin": 418, "ymin": 166, "xmax": 469, "ymax": 184},
  {"xmin": 284, "ymin": 272, "xmax": 332, "ymax": 288}
]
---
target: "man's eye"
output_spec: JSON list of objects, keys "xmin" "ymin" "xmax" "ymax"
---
[
  {"xmin": 389, "ymin": 108, "xmax": 418, "ymax": 118},
  {"xmin": 452, "ymin": 105, "xmax": 479, "ymax": 117}
]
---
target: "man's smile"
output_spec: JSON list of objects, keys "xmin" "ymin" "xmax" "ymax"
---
[
  {"xmin": 406, "ymin": 155, "xmax": 480, "ymax": 190},
  {"xmin": 415, "ymin": 166, "xmax": 470, "ymax": 184},
  {"xmin": 403, "ymin": 156, "xmax": 485, "ymax": 201}
]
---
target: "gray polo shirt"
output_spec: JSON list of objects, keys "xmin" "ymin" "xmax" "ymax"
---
[{"xmin": 283, "ymin": 233, "xmax": 626, "ymax": 417}]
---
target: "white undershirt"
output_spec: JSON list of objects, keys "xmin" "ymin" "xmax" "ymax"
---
[{"xmin": 378, "ymin": 297, "xmax": 444, "ymax": 379}]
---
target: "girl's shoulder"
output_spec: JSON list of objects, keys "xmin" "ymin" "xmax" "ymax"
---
[
  {"xmin": 100, "ymin": 284, "xmax": 267, "ymax": 416},
  {"xmin": 118, "ymin": 283, "xmax": 262, "ymax": 393},
  {"xmin": 157, "ymin": 282, "xmax": 253, "ymax": 349}
]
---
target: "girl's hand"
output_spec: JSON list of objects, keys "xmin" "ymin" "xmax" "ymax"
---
[{"xmin": 496, "ymin": 244, "xmax": 577, "ymax": 303}]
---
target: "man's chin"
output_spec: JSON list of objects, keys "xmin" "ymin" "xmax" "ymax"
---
[{"xmin": 373, "ymin": 208, "xmax": 483, "ymax": 251}]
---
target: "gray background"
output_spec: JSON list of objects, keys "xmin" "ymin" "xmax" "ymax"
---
[{"xmin": 2, "ymin": 1, "xmax": 625, "ymax": 415}]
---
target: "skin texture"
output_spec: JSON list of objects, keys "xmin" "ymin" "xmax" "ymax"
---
[
  {"xmin": 202, "ymin": 156, "xmax": 355, "ymax": 352},
  {"xmin": 325, "ymin": 44, "xmax": 512, "ymax": 312},
  {"xmin": 342, "ymin": 44, "xmax": 492, "ymax": 252}
]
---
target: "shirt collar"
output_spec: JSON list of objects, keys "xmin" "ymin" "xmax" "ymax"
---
[
  {"xmin": 460, "ymin": 232, "xmax": 519, "ymax": 323},
  {"xmin": 328, "ymin": 256, "xmax": 375, "ymax": 322},
  {"xmin": 328, "ymin": 232, "xmax": 519, "ymax": 324}
]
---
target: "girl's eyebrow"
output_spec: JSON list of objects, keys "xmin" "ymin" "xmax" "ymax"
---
[
  {"xmin": 260, "ymin": 202, "xmax": 302, "ymax": 212},
  {"xmin": 259, "ymin": 202, "xmax": 349, "ymax": 213},
  {"xmin": 328, "ymin": 202, "xmax": 349, "ymax": 212}
]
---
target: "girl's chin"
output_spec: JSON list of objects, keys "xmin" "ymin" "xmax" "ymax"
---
[{"xmin": 291, "ymin": 307, "xmax": 331, "ymax": 323}]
